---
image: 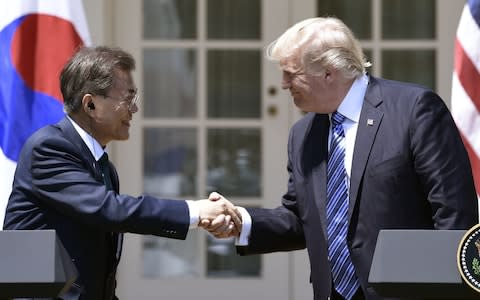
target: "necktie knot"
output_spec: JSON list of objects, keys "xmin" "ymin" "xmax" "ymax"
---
[
  {"xmin": 331, "ymin": 111, "xmax": 345, "ymax": 126},
  {"xmin": 99, "ymin": 152, "xmax": 109, "ymax": 166}
]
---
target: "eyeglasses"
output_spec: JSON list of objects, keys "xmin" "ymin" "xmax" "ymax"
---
[
  {"xmin": 105, "ymin": 93, "xmax": 140, "ymax": 112},
  {"xmin": 121, "ymin": 93, "xmax": 139, "ymax": 112}
]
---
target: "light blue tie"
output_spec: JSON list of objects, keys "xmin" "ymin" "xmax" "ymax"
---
[{"xmin": 326, "ymin": 112, "xmax": 360, "ymax": 299}]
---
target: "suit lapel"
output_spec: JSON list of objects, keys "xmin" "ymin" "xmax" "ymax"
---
[
  {"xmin": 57, "ymin": 117, "xmax": 101, "ymax": 180},
  {"xmin": 348, "ymin": 77, "xmax": 383, "ymax": 219}
]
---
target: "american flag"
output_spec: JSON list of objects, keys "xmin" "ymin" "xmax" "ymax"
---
[{"xmin": 452, "ymin": 0, "xmax": 480, "ymax": 200}]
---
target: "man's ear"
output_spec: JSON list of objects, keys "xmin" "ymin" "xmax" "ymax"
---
[
  {"xmin": 82, "ymin": 94, "xmax": 95, "ymax": 114},
  {"xmin": 324, "ymin": 68, "xmax": 332, "ymax": 79},
  {"xmin": 324, "ymin": 68, "xmax": 337, "ymax": 84}
]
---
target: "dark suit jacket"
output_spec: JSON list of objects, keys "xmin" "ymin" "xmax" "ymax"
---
[
  {"xmin": 3, "ymin": 117, "xmax": 190, "ymax": 300},
  {"xmin": 238, "ymin": 76, "xmax": 478, "ymax": 300}
]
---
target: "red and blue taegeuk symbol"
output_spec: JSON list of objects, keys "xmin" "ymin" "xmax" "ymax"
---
[{"xmin": 0, "ymin": 13, "xmax": 83, "ymax": 161}]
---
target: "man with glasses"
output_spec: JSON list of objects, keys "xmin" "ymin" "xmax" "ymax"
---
[{"xmin": 3, "ymin": 46, "xmax": 241, "ymax": 300}]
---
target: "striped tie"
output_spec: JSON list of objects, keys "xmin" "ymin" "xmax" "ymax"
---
[{"xmin": 326, "ymin": 112, "xmax": 360, "ymax": 299}]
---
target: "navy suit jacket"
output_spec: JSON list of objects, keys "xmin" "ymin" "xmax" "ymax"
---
[
  {"xmin": 3, "ymin": 117, "xmax": 190, "ymax": 300},
  {"xmin": 238, "ymin": 76, "xmax": 478, "ymax": 300}
]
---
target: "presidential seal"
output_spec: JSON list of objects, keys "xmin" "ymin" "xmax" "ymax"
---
[{"xmin": 457, "ymin": 224, "xmax": 480, "ymax": 294}]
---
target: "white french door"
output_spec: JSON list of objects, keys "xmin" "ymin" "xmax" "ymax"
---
[{"xmin": 112, "ymin": 1, "xmax": 297, "ymax": 299}]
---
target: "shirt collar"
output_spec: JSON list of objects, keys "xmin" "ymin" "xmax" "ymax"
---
[
  {"xmin": 67, "ymin": 115, "xmax": 105, "ymax": 161},
  {"xmin": 336, "ymin": 73, "xmax": 369, "ymax": 123}
]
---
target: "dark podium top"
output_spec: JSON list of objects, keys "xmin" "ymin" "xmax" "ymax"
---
[
  {"xmin": 0, "ymin": 230, "xmax": 77, "ymax": 298},
  {"xmin": 369, "ymin": 229, "xmax": 479, "ymax": 299}
]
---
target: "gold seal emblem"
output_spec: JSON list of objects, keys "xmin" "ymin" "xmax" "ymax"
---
[{"xmin": 457, "ymin": 224, "xmax": 480, "ymax": 294}]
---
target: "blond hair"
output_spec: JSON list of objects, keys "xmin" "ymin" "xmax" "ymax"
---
[{"xmin": 266, "ymin": 17, "xmax": 371, "ymax": 79}]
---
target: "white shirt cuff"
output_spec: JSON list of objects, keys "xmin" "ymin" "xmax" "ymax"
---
[
  {"xmin": 186, "ymin": 200, "xmax": 199, "ymax": 229},
  {"xmin": 236, "ymin": 206, "xmax": 252, "ymax": 245}
]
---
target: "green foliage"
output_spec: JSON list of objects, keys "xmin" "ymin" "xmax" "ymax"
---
[{"xmin": 473, "ymin": 258, "xmax": 480, "ymax": 275}]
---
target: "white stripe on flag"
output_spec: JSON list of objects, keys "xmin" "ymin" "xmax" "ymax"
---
[
  {"xmin": 451, "ymin": 73, "xmax": 480, "ymax": 155},
  {"xmin": 0, "ymin": 0, "xmax": 90, "ymax": 45}
]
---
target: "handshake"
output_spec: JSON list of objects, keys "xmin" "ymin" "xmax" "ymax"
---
[{"xmin": 196, "ymin": 192, "xmax": 242, "ymax": 239}]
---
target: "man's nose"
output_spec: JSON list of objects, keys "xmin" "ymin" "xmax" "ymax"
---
[
  {"xmin": 129, "ymin": 103, "xmax": 139, "ymax": 114},
  {"xmin": 281, "ymin": 75, "xmax": 291, "ymax": 89}
]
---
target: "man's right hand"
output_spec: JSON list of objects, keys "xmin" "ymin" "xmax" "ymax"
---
[{"xmin": 198, "ymin": 192, "xmax": 241, "ymax": 238}]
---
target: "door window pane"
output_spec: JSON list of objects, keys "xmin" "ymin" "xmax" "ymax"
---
[
  {"xmin": 207, "ymin": 0, "xmax": 261, "ymax": 40},
  {"xmin": 207, "ymin": 231, "xmax": 261, "ymax": 277},
  {"xmin": 207, "ymin": 50, "xmax": 261, "ymax": 118},
  {"xmin": 143, "ymin": 49, "xmax": 197, "ymax": 118},
  {"xmin": 207, "ymin": 128, "xmax": 261, "ymax": 197},
  {"xmin": 317, "ymin": 0, "xmax": 371, "ymax": 39},
  {"xmin": 382, "ymin": 0, "xmax": 435, "ymax": 39},
  {"xmin": 382, "ymin": 50, "xmax": 435, "ymax": 90},
  {"xmin": 143, "ymin": 0, "xmax": 196, "ymax": 39},
  {"xmin": 143, "ymin": 128, "xmax": 197, "ymax": 198},
  {"xmin": 143, "ymin": 232, "xmax": 200, "ymax": 278},
  {"xmin": 142, "ymin": 127, "xmax": 199, "ymax": 278}
]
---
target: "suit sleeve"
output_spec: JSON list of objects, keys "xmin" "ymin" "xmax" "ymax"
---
[
  {"xmin": 411, "ymin": 90, "xmax": 478, "ymax": 228},
  {"xmin": 29, "ymin": 135, "xmax": 190, "ymax": 239},
  {"xmin": 238, "ymin": 129, "xmax": 306, "ymax": 255}
]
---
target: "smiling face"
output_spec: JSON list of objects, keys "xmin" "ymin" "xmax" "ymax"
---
[
  {"xmin": 280, "ymin": 56, "xmax": 317, "ymax": 111},
  {"xmin": 279, "ymin": 53, "xmax": 349, "ymax": 114},
  {"xmin": 279, "ymin": 55, "xmax": 333, "ymax": 114},
  {"xmin": 89, "ymin": 68, "xmax": 138, "ymax": 146}
]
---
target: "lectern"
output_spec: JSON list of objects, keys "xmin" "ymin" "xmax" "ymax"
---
[
  {"xmin": 368, "ymin": 229, "xmax": 479, "ymax": 299},
  {"xmin": 0, "ymin": 230, "xmax": 77, "ymax": 298}
]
